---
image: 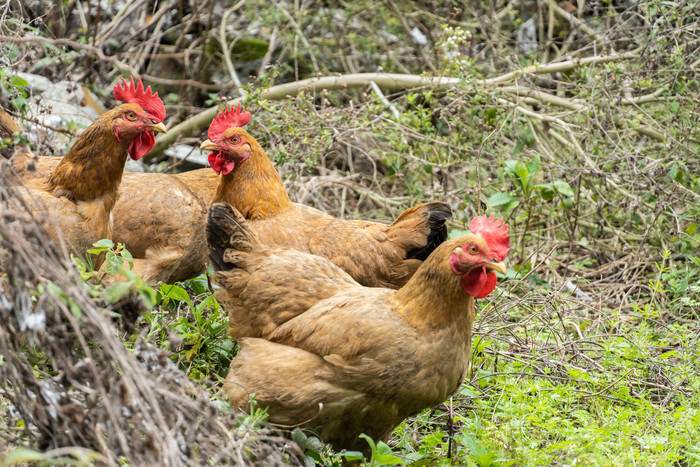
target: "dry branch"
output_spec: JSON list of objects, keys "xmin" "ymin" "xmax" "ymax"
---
[{"xmin": 149, "ymin": 52, "xmax": 638, "ymax": 157}]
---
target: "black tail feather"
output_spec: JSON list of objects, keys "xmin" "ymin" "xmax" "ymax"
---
[
  {"xmin": 405, "ymin": 202, "xmax": 452, "ymax": 261},
  {"xmin": 206, "ymin": 202, "xmax": 254, "ymax": 272}
]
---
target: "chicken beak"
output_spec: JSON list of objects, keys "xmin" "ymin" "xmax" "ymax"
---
[
  {"xmin": 200, "ymin": 139, "xmax": 219, "ymax": 151},
  {"xmin": 486, "ymin": 261, "xmax": 507, "ymax": 275},
  {"xmin": 150, "ymin": 122, "xmax": 168, "ymax": 134}
]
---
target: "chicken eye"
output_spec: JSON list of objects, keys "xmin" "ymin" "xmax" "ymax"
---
[
  {"xmin": 151, "ymin": 118, "xmax": 158, "ymax": 124},
  {"xmin": 231, "ymin": 136, "xmax": 240, "ymax": 143},
  {"xmin": 125, "ymin": 111, "xmax": 137, "ymax": 121},
  {"xmin": 468, "ymin": 244, "xmax": 479, "ymax": 254}
]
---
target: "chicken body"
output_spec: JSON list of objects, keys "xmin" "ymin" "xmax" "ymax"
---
[
  {"xmin": 207, "ymin": 203, "xmax": 509, "ymax": 453},
  {"xmin": 10, "ymin": 154, "xmax": 206, "ymax": 283},
  {"xmin": 7, "ymin": 103, "xmax": 166, "ymax": 264},
  {"xmin": 15, "ymin": 177, "xmax": 114, "ymax": 259},
  {"xmin": 110, "ymin": 173, "xmax": 208, "ymax": 284}
]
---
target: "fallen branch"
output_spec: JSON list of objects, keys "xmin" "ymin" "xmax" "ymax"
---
[{"xmin": 149, "ymin": 52, "xmax": 637, "ymax": 157}]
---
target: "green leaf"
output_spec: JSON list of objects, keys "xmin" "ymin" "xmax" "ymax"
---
[
  {"xmin": 104, "ymin": 282, "xmax": 132, "ymax": 304},
  {"xmin": 486, "ymin": 192, "xmax": 514, "ymax": 207},
  {"xmin": 120, "ymin": 247, "xmax": 134, "ymax": 268},
  {"xmin": 10, "ymin": 75, "xmax": 28, "ymax": 88},
  {"xmin": 340, "ymin": 451, "xmax": 365, "ymax": 461},
  {"xmin": 359, "ymin": 433, "xmax": 377, "ymax": 452},
  {"xmin": 160, "ymin": 284, "xmax": 191, "ymax": 303},
  {"xmin": 376, "ymin": 441, "xmax": 396, "ymax": 456},
  {"xmin": 71, "ymin": 253, "xmax": 87, "ymax": 273},
  {"xmin": 535, "ymin": 180, "xmax": 573, "ymax": 201},
  {"xmin": 512, "ymin": 138, "xmax": 525, "ymax": 156},
  {"xmin": 504, "ymin": 159, "xmax": 529, "ymax": 181},
  {"xmin": 534, "ymin": 183, "xmax": 554, "ymax": 200},
  {"xmin": 486, "ymin": 192, "xmax": 519, "ymax": 211},
  {"xmin": 552, "ymin": 180, "xmax": 574, "ymax": 197},
  {"xmin": 11, "ymin": 95, "xmax": 27, "ymax": 111},
  {"xmin": 504, "ymin": 159, "xmax": 533, "ymax": 195},
  {"xmin": 304, "ymin": 436, "xmax": 326, "ymax": 452},
  {"xmin": 104, "ymin": 251, "xmax": 122, "ymax": 275},
  {"xmin": 291, "ymin": 428, "xmax": 308, "ymax": 446},
  {"xmin": 374, "ymin": 453, "xmax": 405, "ymax": 465},
  {"xmin": 93, "ymin": 238, "xmax": 114, "ymax": 248},
  {"xmin": 198, "ymin": 294, "xmax": 218, "ymax": 311}
]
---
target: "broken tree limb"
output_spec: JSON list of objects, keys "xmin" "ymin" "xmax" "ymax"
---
[{"xmin": 149, "ymin": 52, "xmax": 638, "ymax": 158}]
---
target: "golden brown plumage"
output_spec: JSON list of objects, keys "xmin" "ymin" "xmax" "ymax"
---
[
  {"xmin": 206, "ymin": 203, "xmax": 511, "ymax": 454},
  {"xmin": 9, "ymin": 150, "xmax": 207, "ymax": 284},
  {"xmin": 199, "ymin": 106, "xmax": 453, "ymax": 288},
  {"xmin": 3, "ymin": 78, "xmax": 167, "ymax": 269},
  {"xmin": 10, "ymin": 101, "xmax": 166, "ymax": 263},
  {"xmin": 2, "ymin": 81, "xmax": 216, "ymax": 284}
]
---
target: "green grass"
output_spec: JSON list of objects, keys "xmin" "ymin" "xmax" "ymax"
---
[{"xmin": 125, "ymin": 247, "xmax": 699, "ymax": 466}]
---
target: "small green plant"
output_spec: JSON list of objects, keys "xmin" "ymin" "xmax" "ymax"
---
[
  {"xmin": 72, "ymin": 240, "xmax": 156, "ymax": 312},
  {"xmin": 0, "ymin": 72, "xmax": 30, "ymax": 113},
  {"xmin": 140, "ymin": 277, "xmax": 233, "ymax": 380},
  {"xmin": 355, "ymin": 433, "xmax": 405, "ymax": 466},
  {"xmin": 77, "ymin": 239, "xmax": 135, "ymax": 279}
]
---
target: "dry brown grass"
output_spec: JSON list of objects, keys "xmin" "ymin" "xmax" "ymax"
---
[{"xmin": 0, "ymin": 162, "xmax": 301, "ymax": 466}]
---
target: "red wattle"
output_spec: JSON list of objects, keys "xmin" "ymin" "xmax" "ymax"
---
[
  {"xmin": 461, "ymin": 266, "xmax": 487, "ymax": 297},
  {"xmin": 475, "ymin": 271, "xmax": 498, "ymax": 298},
  {"xmin": 128, "ymin": 130, "xmax": 155, "ymax": 160},
  {"xmin": 460, "ymin": 268, "xmax": 498, "ymax": 298},
  {"xmin": 208, "ymin": 151, "xmax": 236, "ymax": 175}
]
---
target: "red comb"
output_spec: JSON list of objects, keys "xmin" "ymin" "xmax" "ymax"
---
[
  {"xmin": 113, "ymin": 76, "xmax": 165, "ymax": 122},
  {"xmin": 469, "ymin": 214, "xmax": 510, "ymax": 261},
  {"xmin": 208, "ymin": 104, "xmax": 251, "ymax": 142}
]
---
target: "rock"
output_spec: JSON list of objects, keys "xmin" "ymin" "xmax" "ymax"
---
[
  {"xmin": 517, "ymin": 18, "xmax": 538, "ymax": 54},
  {"xmin": 16, "ymin": 72, "xmax": 53, "ymax": 94},
  {"xmin": 410, "ymin": 27, "xmax": 428, "ymax": 46},
  {"xmin": 25, "ymin": 80, "xmax": 101, "ymax": 153},
  {"xmin": 125, "ymin": 158, "xmax": 146, "ymax": 173},
  {"xmin": 164, "ymin": 144, "xmax": 210, "ymax": 168}
]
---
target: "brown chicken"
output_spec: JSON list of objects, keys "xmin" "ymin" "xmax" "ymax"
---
[
  {"xmin": 206, "ymin": 203, "xmax": 510, "ymax": 454},
  {"xmin": 6, "ymin": 77, "xmax": 167, "ymax": 265},
  {"xmin": 4, "ymin": 89, "xmax": 209, "ymax": 284},
  {"xmin": 198, "ymin": 105, "xmax": 452, "ymax": 288}
]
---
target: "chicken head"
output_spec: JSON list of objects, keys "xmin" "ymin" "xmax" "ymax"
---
[
  {"xmin": 449, "ymin": 214, "xmax": 510, "ymax": 298},
  {"xmin": 111, "ymin": 76, "xmax": 167, "ymax": 160},
  {"xmin": 200, "ymin": 104, "xmax": 252, "ymax": 175}
]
